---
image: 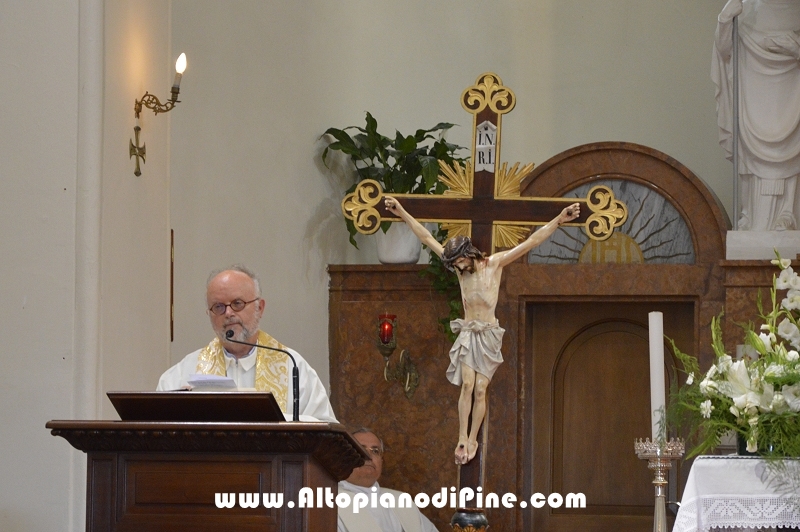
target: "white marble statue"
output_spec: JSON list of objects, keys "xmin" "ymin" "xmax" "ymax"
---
[{"xmin": 713, "ymin": 0, "xmax": 800, "ymax": 231}]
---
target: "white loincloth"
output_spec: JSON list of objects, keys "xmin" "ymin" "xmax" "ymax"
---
[{"xmin": 446, "ymin": 319, "xmax": 505, "ymax": 385}]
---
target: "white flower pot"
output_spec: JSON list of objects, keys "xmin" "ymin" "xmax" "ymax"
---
[{"xmin": 375, "ymin": 222, "xmax": 421, "ymax": 264}]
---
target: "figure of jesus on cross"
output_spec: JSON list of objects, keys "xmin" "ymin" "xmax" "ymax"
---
[{"xmin": 384, "ymin": 195, "xmax": 580, "ymax": 464}]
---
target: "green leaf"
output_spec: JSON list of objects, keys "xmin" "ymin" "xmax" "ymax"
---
[
  {"xmin": 745, "ymin": 329, "xmax": 768, "ymax": 356},
  {"xmin": 429, "ymin": 122, "xmax": 456, "ymax": 132},
  {"xmin": 395, "ymin": 133, "xmax": 417, "ymax": 155},
  {"xmin": 420, "ymin": 156, "xmax": 439, "ymax": 191},
  {"xmin": 324, "ymin": 140, "xmax": 360, "ymax": 158},
  {"xmin": 389, "ymin": 168, "xmax": 416, "ymax": 194},
  {"xmin": 710, "ymin": 313, "xmax": 727, "ymax": 358},
  {"xmin": 321, "ymin": 129, "xmax": 359, "ymax": 165},
  {"xmin": 346, "ymin": 218, "xmax": 359, "ymax": 249},
  {"xmin": 365, "ymin": 112, "xmax": 378, "ymax": 137},
  {"xmin": 323, "ymin": 127, "xmax": 356, "ymax": 145}
]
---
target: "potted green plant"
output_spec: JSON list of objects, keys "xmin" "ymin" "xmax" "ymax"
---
[{"xmin": 322, "ymin": 112, "xmax": 466, "ymax": 255}]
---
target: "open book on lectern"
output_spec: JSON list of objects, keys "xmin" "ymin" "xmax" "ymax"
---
[{"xmin": 107, "ymin": 391, "xmax": 286, "ymax": 422}]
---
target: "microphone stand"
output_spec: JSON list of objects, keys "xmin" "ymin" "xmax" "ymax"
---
[{"xmin": 224, "ymin": 330, "xmax": 300, "ymax": 421}]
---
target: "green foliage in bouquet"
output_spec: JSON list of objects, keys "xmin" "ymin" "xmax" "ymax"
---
[{"xmin": 668, "ymin": 252, "xmax": 800, "ymax": 458}]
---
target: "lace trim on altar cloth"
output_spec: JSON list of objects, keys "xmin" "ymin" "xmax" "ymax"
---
[
  {"xmin": 674, "ymin": 496, "xmax": 800, "ymax": 532},
  {"xmin": 694, "ymin": 455, "xmax": 793, "ymax": 461}
]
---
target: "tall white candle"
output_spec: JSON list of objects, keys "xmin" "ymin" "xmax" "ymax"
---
[{"xmin": 648, "ymin": 311, "xmax": 666, "ymax": 442}]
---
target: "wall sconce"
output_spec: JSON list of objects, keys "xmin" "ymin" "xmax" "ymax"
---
[
  {"xmin": 129, "ymin": 53, "xmax": 187, "ymax": 176},
  {"xmin": 377, "ymin": 314, "xmax": 419, "ymax": 399}
]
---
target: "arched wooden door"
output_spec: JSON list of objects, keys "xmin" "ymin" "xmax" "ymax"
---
[{"xmin": 527, "ymin": 301, "xmax": 693, "ymax": 531}]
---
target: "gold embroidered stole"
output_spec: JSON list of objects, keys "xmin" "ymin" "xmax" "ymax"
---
[{"xmin": 195, "ymin": 330, "xmax": 290, "ymax": 411}]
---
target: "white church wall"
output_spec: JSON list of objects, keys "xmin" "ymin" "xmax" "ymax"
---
[
  {"xmin": 0, "ymin": 1, "xmax": 80, "ymax": 531},
  {"xmin": 169, "ymin": 0, "xmax": 731, "ymax": 398},
  {"xmin": 1, "ymin": 0, "xmax": 173, "ymax": 529},
  {"xmin": 99, "ymin": 0, "xmax": 172, "ymax": 418}
]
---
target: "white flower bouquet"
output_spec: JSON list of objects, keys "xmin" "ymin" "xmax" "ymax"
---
[{"xmin": 669, "ymin": 252, "xmax": 800, "ymax": 457}]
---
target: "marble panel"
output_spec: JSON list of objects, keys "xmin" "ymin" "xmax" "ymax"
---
[{"xmin": 726, "ymin": 230, "xmax": 800, "ymax": 260}]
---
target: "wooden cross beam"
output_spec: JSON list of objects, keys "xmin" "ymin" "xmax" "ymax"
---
[{"xmin": 342, "ymin": 73, "xmax": 627, "ymax": 254}]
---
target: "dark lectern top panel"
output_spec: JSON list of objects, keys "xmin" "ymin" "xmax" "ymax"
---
[{"xmin": 107, "ymin": 391, "xmax": 286, "ymax": 422}]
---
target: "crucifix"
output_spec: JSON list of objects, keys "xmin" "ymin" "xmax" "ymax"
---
[
  {"xmin": 342, "ymin": 73, "xmax": 627, "ymax": 528},
  {"xmin": 129, "ymin": 123, "xmax": 146, "ymax": 177}
]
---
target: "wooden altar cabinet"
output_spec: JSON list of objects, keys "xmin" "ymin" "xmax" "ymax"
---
[{"xmin": 46, "ymin": 421, "xmax": 366, "ymax": 532}]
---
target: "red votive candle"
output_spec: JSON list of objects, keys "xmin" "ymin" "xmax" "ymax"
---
[{"xmin": 378, "ymin": 314, "xmax": 395, "ymax": 344}]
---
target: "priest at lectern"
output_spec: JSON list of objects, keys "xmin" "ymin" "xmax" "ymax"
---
[{"xmin": 157, "ymin": 265, "xmax": 337, "ymax": 422}]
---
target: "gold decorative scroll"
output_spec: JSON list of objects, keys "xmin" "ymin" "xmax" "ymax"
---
[
  {"xmin": 585, "ymin": 185, "xmax": 628, "ymax": 241},
  {"xmin": 342, "ymin": 179, "xmax": 383, "ymax": 234},
  {"xmin": 461, "ymin": 73, "xmax": 516, "ymax": 116},
  {"xmin": 342, "ymin": 179, "xmax": 476, "ymax": 236},
  {"xmin": 439, "ymin": 160, "xmax": 473, "ymax": 198},
  {"xmin": 495, "ymin": 161, "xmax": 535, "ymax": 198}
]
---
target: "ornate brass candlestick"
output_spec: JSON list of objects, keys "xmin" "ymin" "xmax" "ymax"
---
[{"xmin": 634, "ymin": 438, "xmax": 685, "ymax": 532}]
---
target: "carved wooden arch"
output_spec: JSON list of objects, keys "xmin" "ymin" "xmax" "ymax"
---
[{"xmin": 521, "ymin": 141, "xmax": 730, "ymax": 264}]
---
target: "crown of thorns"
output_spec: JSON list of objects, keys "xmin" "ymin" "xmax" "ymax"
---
[{"xmin": 441, "ymin": 235, "xmax": 485, "ymax": 271}]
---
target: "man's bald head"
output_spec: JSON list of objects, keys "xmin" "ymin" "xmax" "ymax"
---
[{"xmin": 207, "ymin": 264, "xmax": 261, "ymax": 297}]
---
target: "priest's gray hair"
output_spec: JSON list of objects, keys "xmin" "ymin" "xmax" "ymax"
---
[
  {"xmin": 207, "ymin": 264, "xmax": 261, "ymax": 297},
  {"xmin": 350, "ymin": 427, "xmax": 385, "ymax": 453}
]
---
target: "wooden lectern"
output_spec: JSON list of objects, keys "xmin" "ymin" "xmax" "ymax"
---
[{"xmin": 47, "ymin": 395, "xmax": 366, "ymax": 532}]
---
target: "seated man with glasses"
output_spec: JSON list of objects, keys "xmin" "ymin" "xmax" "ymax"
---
[
  {"xmin": 338, "ymin": 428, "xmax": 437, "ymax": 532},
  {"xmin": 156, "ymin": 265, "xmax": 337, "ymax": 422}
]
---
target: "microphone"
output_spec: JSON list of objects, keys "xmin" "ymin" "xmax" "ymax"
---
[{"xmin": 225, "ymin": 329, "xmax": 300, "ymax": 422}]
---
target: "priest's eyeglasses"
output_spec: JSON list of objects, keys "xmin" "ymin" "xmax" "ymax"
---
[
  {"xmin": 209, "ymin": 298, "xmax": 258, "ymax": 316},
  {"xmin": 364, "ymin": 446, "xmax": 383, "ymax": 458}
]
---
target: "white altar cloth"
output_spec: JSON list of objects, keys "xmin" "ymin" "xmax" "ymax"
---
[{"xmin": 673, "ymin": 456, "xmax": 800, "ymax": 532}]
